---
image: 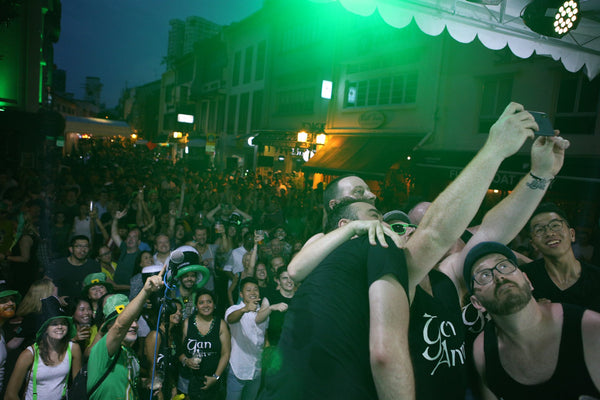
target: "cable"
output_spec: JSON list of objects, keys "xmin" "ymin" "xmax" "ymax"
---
[{"xmin": 148, "ymin": 286, "xmax": 169, "ymax": 400}]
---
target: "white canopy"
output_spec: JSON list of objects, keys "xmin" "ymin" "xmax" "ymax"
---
[
  {"xmin": 64, "ymin": 115, "xmax": 132, "ymax": 137},
  {"xmin": 322, "ymin": 0, "xmax": 600, "ymax": 79}
]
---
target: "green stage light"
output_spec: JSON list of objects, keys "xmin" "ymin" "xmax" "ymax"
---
[{"xmin": 522, "ymin": 0, "xmax": 581, "ymax": 38}]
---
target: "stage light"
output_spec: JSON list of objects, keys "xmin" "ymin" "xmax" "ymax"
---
[{"xmin": 522, "ymin": 0, "xmax": 580, "ymax": 38}]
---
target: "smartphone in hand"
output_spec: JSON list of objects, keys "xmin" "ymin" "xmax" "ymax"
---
[{"xmin": 529, "ymin": 111, "xmax": 555, "ymax": 136}]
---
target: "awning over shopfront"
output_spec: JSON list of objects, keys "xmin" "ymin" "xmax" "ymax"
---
[
  {"xmin": 322, "ymin": 0, "xmax": 600, "ymax": 79},
  {"xmin": 302, "ymin": 135, "xmax": 422, "ymax": 178},
  {"xmin": 413, "ymin": 150, "xmax": 600, "ymax": 188},
  {"xmin": 252, "ymin": 130, "xmax": 299, "ymax": 148},
  {"xmin": 64, "ymin": 116, "xmax": 131, "ymax": 137}
]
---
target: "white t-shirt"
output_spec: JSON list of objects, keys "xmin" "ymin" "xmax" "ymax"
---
[
  {"xmin": 223, "ymin": 246, "xmax": 247, "ymax": 288},
  {"xmin": 225, "ymin": 303, "xmax": 268, "ymax": 380}
]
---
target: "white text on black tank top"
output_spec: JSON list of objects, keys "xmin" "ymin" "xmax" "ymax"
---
[{"xmin": 422, "ymin": 313, "xmax": 466, "ymax": 375}]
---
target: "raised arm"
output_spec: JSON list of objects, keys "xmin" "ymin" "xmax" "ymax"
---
[
  {"xmin": 110, "ymin": 210, "xmax": 127, "ymax": 248},
  {"xmin": 105, "ymin": 266, "xmax": 165, "ymax": 356},
  {"xmin": 92, "ymin": 209, "xmax": 110, "ymax": 245},
  {"xmin": 288, "ymin": 220, "xmax": 403, "ymax": 282},
  {"xmin": 206, "ymin": 204, "xmax": 221, "ymax": 224},
  {"xmin": 403, "ymin": 102, "xmax": 536, "ymax": 293},
  {"xmin": 369, "ymin": 274, "xmax": 414, "ymax": 400},
  {"xmin": 440, "ymin": 135, "xmax": 570, "ymax": 296},
  {"xmin": 233, "ymin": 206, "xmax": 252, "ymax": 223},
  {"xmin": 176, "ymin": 181, "xmax": 186, "ymax": 218}
]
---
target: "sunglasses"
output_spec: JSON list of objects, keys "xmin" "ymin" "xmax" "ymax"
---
[{"xmin": 390, "ymin": 222, "xmax": 418, "ymax": 235}]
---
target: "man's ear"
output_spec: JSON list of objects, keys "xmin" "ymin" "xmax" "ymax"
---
[
  {"xmin": 328, "ymin": 199, "xmax": 339, "ymax": 210},
  {"xmin": 338, "ymin": 218, "xmax": 350, "ymax": 228},
  {"xmin": 529, "ymin": 238, "xmax": 539, "ymax": 252},
  {"xmin": 569, "ymin": 227, "xmax": 576, "ymax": 243},
  {"xmin": 470, "ymin": 295, "xmax": 486, "ymax": 313}
]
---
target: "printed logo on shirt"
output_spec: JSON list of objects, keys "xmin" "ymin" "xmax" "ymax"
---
[
  {"xmin": 186, "ymin": 339, "xmax": 213, "ymax": 357},
  {"xmin": 462, "ymin": 302, "xmax": 487, "ymax": 334},
  {"xmin": 421, "ymin": 313, "xmax": 466, "ymax": 375}
]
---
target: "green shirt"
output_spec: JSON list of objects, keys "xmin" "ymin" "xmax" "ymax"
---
[{"xmin": 88, "ymin": 335, "xmax": 140, "ymax": 400}]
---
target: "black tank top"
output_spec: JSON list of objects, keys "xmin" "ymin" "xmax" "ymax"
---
[
  {"xmin": 484, "ymin": 303, "xmax": 600, "ymax": 399},
  {"xmin": 182, "ymin": 316, "xmax": 222, "ymax": 380},
  {"xmin": 409, "ymin": 269, "xmax": 467, "ymax": 399}
]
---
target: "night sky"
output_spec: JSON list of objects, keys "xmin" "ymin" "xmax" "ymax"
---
[{"xmin": 54, "ymin": 0, "xmax": 264, "ymax": 109}]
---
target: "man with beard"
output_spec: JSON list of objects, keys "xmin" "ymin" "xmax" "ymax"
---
[
  {"xmin": 464, "ymin": 242, "xmax": 600, "ymax": 399},
  {"xmin": 46, "ymin": 235, "xmax": 100, "ymax": 302},
  {"xmin": 176, "ymin": 270, "xmax": 199, "ymax": 320},
  {"xmin": 0, "ymin": 281, "xmax": 19, "ymax": 393},
  {"xmin": 260, "ymin": 102, "xmax": 562, "ymax": 400},
  {"xmin": 87, "ymin": 265, "xmax": 166, "ymax": 400}
]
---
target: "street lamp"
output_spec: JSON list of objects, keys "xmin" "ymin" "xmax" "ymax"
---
[
  {"xmin": 297, "ymin": 131, "xmax": 309, "ymax": 143},
  {"xmin": 315, "ymin": 133, "xmax": 326, "ymax": 145}
]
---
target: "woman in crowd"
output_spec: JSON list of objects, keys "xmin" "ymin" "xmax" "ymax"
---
[
  {"xmin": 254, "ymin": 262, "xmax": 276, "ymax": 299},
  {"xmin": 81, "ymin": 272, "xmax": 113, "ymax": 319},
  {"xmin": 129, "ymin": 250, "xmax": 154, "ymax": 300},
  {"xmin": 179, "ymin": 289, "xmax": 230, "ymax": 400},
  {"xmin": 96, "ymin": 245, "xmax": 116, "ymax": 281},
  {"xmin": 5, "ymin": 298, "xmax": 81, "ymax": 400},
  {"xmin": 12, "ymin": 279, "xmax": 57, "ymax": 348},
  {"xmin": 144, "ymin": 300, "xmax": 183, "ymax": 400},
  {"xmin": 71, "ymin": 202, "xmax": 92, "ymax": 241},
  {"xmin": 68, "ymin": 296, "xmax": 95, "ymax": 357}
]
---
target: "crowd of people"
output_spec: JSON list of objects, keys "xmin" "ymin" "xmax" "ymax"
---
[{"xmin": 0, "ymin": 102, "xmax": 598, "ymax": 399}]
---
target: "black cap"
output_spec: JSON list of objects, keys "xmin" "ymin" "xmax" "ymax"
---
[
  {"xmin": 383, "ymin": 210, "xmax": 411, "ymax": 224},
  {"xmin": 463, "ymin": 242, "xmax": 517, "ymax": 292}
]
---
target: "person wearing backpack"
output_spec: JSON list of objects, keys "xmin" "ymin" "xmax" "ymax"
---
[{"xmin": 5, "ymin": 296, "xmax": 81, "ymax": 400}]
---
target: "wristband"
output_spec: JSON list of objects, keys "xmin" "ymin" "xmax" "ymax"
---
[
  {"xmin": 212, "ymin": 374, "xmax": 220, "ymax": 380},
  {"xmin": 181, "ymin": 357, "xmax": 187, "ymax": 367}
]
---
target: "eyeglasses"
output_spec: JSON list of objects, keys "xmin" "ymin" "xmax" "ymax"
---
[
  {"xmin": 471, "ymin": 259, "xmax": 518, "ymax": 287},
  {"xmin": 390, "ymin": 222, "xmax": 418, "ymax": 235},
  {"xmin": 73, "ymin": 244, "xmax": 89, "ymax": 249},
  {"xmin": 531, "ymin": 219, "xmax": 566, "ymax": 237}
]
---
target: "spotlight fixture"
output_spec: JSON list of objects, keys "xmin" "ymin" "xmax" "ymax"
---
[{"xmin": 522, "ymin": 0, "xmax": 580, "ymax": 38}]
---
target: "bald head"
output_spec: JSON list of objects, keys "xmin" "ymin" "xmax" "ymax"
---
[
  {"xmin": 323, "ymin": 176, "xmax": 376, "ymax": 211},
  {"xmin": 408, "ymin": 202, "xmax": 431, "ymax": 225}
]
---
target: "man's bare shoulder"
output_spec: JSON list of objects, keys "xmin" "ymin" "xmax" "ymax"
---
[{"xmin": 302, "ymin": 232, "xmax": 324, "ymax": 249}]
